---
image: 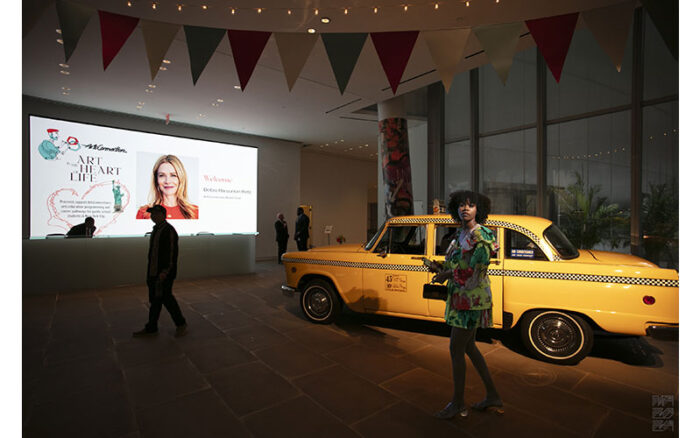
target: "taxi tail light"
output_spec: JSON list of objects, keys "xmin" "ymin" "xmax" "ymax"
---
[{"xmin": 643, "ymin": 296, "xmax": 655, "ymax": 305}]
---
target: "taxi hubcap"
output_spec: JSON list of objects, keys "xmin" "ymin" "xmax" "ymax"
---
[
  {"xmin": 535, "ymin": 316, "xmax": 579, "ymax": 356},
  {"xmin": 305, "ymin": 288, "xmax": 330, "ymax": 318}
]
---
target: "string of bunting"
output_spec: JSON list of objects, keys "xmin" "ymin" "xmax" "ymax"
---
[{"xmin": 42, "ymin": 0, "xmax": 675, "ymax": 94}]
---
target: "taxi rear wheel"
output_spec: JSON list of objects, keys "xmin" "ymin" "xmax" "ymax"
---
[
  {"xmin": 300, "ymin": 279, "xmax": 341, "ymax": 324},
  {"xmin": 520, "ymin": 310, "xmax": 593, "ymax": 365}
]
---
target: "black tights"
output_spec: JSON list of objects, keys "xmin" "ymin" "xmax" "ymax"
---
[{"xmin": 449, "ymin": 326, "xmax": 499, "ymax": 405}]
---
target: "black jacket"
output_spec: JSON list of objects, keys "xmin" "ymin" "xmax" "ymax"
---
[
  {"xmin": 275, "ymin": 219, "xmax": 289, "ymax": 243},
  {"xmin": 66, "ymin": 223, "xmax": 95, "ymax": 238},
  {"xmin": 147, "ymin": 221, "xmax": 179, "ymax": 280},
  {"xmin": 295, "ymin": 213, "xmax": 309, "ymax": 241}
]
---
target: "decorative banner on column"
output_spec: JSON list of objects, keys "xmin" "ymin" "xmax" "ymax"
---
[
  {"xmin": 422, "ymin": 29, "xmax": 472, "ymax": 93},
  {"xmin": 55, "ymin": 0, "xmax": 94, "ymax": 62},
  {"xmin": 526, "ymin": 13, "xmax": 579, "ymax": 82},
  {"xmin": 274, "ymin": 33, "xmax": 318, "ymax": 91},
  {"xmin": 371, "ymin": 31, "xmax": 420, "ymax": 94},
  {"xmin": 98, "ymin": 11, "xmax": 139, "ymax": 70},
  {"xmin": 380, "ymin": 117, "xmax": 414, "ymax": 218},
  {"xmin": 321, "ymin": 33, "xmax": 368, "ymax": 95},
  {"xmin": 641, "ymin": 0, "xmax": 678, "ymax": 60},
  {"xmin": 23, "ymin": 0, "xmax": 54, "ymax": 37},
  {"xmin": 141, "ymin": 20, "xmax": 180, "ymax": 80},
  {"xmin": 582, "ymin": 1, "xmax": 635, "ymax": 72},
  {"xmin": 473, "ymin": 22, "xmax": 523, "ymax": 85},
  {"xmin": 228, "ymin": 30, "xmax": 271, "ymax": 91},
  {"xmin": 183, "ymin": 25, "xmax": 226, "ymax": 85}
]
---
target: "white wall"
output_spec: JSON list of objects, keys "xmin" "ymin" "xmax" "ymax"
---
[
  {"xmin": 300, "ymin": 150, "xmax": 377, "ymax": 247},
  {"xmin": 23, "ymin": 96, "xmax": 301, "ymax": 292},
  {"xmin": 377, "ymin": 121, "xmax": 428, "ymax": 225}
]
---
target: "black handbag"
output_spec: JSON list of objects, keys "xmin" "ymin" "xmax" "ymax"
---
[{"xmin": 423, "ymin": 283, "xmax": 448, "ymax": 301}]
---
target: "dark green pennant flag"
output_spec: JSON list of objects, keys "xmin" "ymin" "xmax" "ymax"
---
[
  {"xmin": 641, "ymin": 0, "xmax": 678, "ymax": 60},
  {"xmin": 183, "ymin": 25, "xmax": 226, "ymax": 86},
  {"xmin": 321, "ymin": 33, "xmax": 368, "ymax": 95},
  {"xmin": 55, "ymin": 0, "xmax": 94, "ymax": 62}
]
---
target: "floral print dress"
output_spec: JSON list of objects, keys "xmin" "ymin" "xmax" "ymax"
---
[{"xmin": 443, "ymin": 225, "xmax": 497, "ymax": 330}]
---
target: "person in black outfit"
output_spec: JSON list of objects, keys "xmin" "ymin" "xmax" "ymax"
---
[
  {"xmin": 274, "ymin": 213, "xmax": 289, "ymax": 264},
  {"xmin": 294, "ymin": 207, "xmax": 310, "ymax": 251},
  {"xmin": 133, "ymin": 205, "xmax": 187, "ymax": 337},
  {"xmin": 66, "ymin": 217, "xmax": 96, "ymax": 238}
]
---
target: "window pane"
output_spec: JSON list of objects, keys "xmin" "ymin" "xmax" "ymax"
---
[
  {"xmin": 479, "ymin": 48, "xmax": 536, "ymax": 132},
  {"xmin": 643, "ymin": 12, "xmax": 678, "ymax": 100},
  {"xmin": 505, "ymin": 229, "xmax": 548, "ymax": 261},
  {"xmin": 445, "ymin": 71, "xmax": 470, "ymax": 142},
  {"xmin": 445, "ymin": 140, "xmax": 472, "ymax": 195},
  {"xmin": 546, "ymin": 111, "xmax": 631, "ymax": 251},
  {"xmin": 547, "ymin": 29, "xmax": 632, "ymax": 119},
  {"xmin": 435, "ymin": 225, "xmax": 459, "ymax": 256},
  {"xmin": 641, "ymin": 102, "xmax": 678, "ymax": 268},
  {"xmin": 480, "ymin": 129, "xmax": 536, "ymax": 215},
  {"xmin": 378, "ymin": 225, "xmax": 426, "ymax": 255}
]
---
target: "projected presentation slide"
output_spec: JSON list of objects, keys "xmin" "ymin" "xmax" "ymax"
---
[{"xmin": 29, "ymin": 115, "xmax": 257, "ymax": 238}]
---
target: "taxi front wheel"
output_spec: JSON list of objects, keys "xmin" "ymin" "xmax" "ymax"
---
[
  {"xmin": 520, "ymin": 310, "xmax": 593, "ymax": 365},
  {"xmin": 300, "ymin": 279, "xmax": 341, "ymax": 324}
]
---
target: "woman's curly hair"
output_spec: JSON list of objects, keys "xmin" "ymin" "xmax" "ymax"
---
[{"xmin": 447, "ymin": 190, "xmax": 491, "ymax": 224}]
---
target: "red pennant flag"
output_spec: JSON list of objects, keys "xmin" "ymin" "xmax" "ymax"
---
[
  {"xmin": 526, "ymin": 13, "xmax": 578, "ymax": 82},
  {"xmin": 371, "ymin": 31, "xmax": 420, "ymax": 94},
  {"xmin": 227, "ymin": 30, "xmax": 271, "ymax": 91},
  {"xmin": 98, "ymin": 10, "xmax": 139, "ymax": 70}
]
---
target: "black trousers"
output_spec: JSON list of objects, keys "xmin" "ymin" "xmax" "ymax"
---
[
  {"xmin": 146, "ymin": 277, "xmax": 186, "ymax": 331},
  {"xmin": 296, "ymin": 237, "xmax": 308, "ymax": 251},
  {"xmin": 277, "ymin": 239, "xmax": 288, "ymax": 263}
]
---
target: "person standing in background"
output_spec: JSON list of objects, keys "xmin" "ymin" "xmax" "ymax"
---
[
  {"xmin": 274, "ymin": 213, "xmax": 289, "ymax": 264},
  {"xmin": 294, "ymin": 207, "xmax": 310, "ymax": 251},
  {"xmin": 66, "ymin": 217, "xmax": 96, "ymax": 238}
]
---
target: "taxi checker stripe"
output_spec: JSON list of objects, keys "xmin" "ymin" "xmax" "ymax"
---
[{"xmin": 282, "ymin": 258, "xmax": 677, "ymax": 287}]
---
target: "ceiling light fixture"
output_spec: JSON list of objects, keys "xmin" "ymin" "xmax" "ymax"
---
[
  {"xmin": 62, "ymin": 91, "xmax": 70, "ymax": 96},
  {"xmin": 231, "ymin": 8, "xmax": 235, "ymax": 14},
  {"xmin": 162, "ymin": 59, "xmax": 171, "ymax": 64},
  {"xmin": 152, "ymin": 2, "xmax": 157, "ymax": 10},
  {"xmin": 138, "ymin": 101, "xmax": 144, "ymax": 105},
  {"xmin": 62, "ymin": 87, "xmax": 71, "ymax": 91},
  {"xmin": 314, "ymin": 8, "xmax": 319, "ymax": 15},
  {"xmin": 148, "ymin": 84, "xmax": 157, "ymax": 88},
  {"xmin": 404, "ymin": 5, "xmax": 408, "ymax": 12},
  {"xmin": 59, "ymin": 70, "xmax": 70, "ymax": 75},
  {"xmin": 202, "ymin": 5, "xmax": 207, "ymax": 10},
  {"xmin": 287, "ymin": 9, "xmax": 292, "ymax": 15},
  {"xmin": 59, "ymin": 63, "xmax": 69, "ymax": 68},
  {"xmin": 177, "ymin": 4, "xmax": 182, "ymax": 11},
  {"xmin": 234, "ymin": 85, "xmax": 241, "ymax": 89},
  {"xmin": 56, "ymin": 38, "xmax": 64, "ymax": 44},
  {"xmin": 307, "ymin": 28, "xmax": 316, "ymax": 34},
  {"xmin": 465, "ymin": 1, "xmax": 470, "ymax": 6},
  {"xmin": 55, "ymin": 29, "xmax": 62, "ymax": 34},
  {"xmin": 434, "ymin": 3, "xmax": 439, "ymax": 10},
  {"xmin": 216, "ymin": 98, "xmax": 224, "ymax": 103},
  {"xmin": 257, "ymin": 8, "xmax": 262, "ymax": 14},
  {"xmin": 320, "ymin": 17, "xmax": 330, "ymax": 23},
  {"xmin": 127, "ymin": 1, "xmax": 132, "ymax": 6},
  {"xmin": 344, "ymin": 8, "xmax": 348, "ymax": 15},
  {"xmin": 159, "ymin": 66, "xmax": 167, "ymax": 71},
  {"xmin": 374, "ymin": 7, "xmax": 378, "ymax": 13}
]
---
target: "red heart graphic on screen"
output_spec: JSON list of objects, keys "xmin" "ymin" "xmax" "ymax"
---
[{"xmin": 46, "ymin": 180, "xmax": 131, "ymax": 236}]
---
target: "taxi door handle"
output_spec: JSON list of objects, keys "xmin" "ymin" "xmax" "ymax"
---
[{"xmin": 490, "ymin": 260, "xmax": 501, "ymax": 265}]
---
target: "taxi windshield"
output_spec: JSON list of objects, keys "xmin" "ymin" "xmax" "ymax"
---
[
  {"xmin": 543, "ymin": 224, "xmax": 579, "ymax": 259},
  {"xmin": 364, "ymin": 222, "xmax": 386, "ymax": 250}
]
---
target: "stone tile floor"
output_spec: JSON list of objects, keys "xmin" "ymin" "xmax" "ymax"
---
[{"xmin": 23, "ymin": 262, "xmax": 680, "ymax": 437}]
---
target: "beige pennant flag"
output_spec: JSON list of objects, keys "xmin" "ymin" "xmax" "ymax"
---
[
  {"xmin": 473, "ymin": 22, "xmax": 523, "ymax": 85},
  {"xmin": 274, "ymin": 33, "xmax": 319, "ymax": 91},
  {"xmin": 582, "ymin": 1, "xmax": 635, "ymax": 72},
  {"xmin": 141, "ymin": 19, "xmax": 180, "ymax": 80},
  {"xmin": 422, "ymin": 29, "xmax": 472, "ymax": 93}
]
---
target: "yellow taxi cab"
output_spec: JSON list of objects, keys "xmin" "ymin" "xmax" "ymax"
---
[{"xmin": 281, "ymin": 214, "xmax": 679, "ymax": 364}]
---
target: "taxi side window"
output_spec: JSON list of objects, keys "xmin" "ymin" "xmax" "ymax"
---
[
  {"xmin": 505, "ymin": 229, "xmax": 547, "ymax": 261},
  {"xmin": 374, "ymin": 225, "xmax": 425, "ymax": 255},
  {"xmin": 435, "ymin": 226, "xmax": 500, "ymax": 259}
]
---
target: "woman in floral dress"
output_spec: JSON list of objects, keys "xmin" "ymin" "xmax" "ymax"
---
[{"xmin": 430, "ymin": 190, "xmax": 503, "ymax": 419}]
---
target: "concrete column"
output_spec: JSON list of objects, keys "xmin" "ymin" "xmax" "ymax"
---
[{"xmin": 378, "ymin": 96, "xmax": 414, "ymax": 219}]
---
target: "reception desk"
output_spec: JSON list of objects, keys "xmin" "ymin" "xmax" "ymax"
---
[{"xmin": 22, "ymin": 234, "xmax": 256, "ymax": 295}]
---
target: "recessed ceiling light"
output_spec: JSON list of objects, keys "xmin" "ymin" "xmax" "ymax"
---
[
  {"xmin": 56, "ymin": 39, "xmax": 64, "ymax": 45},
  {"xmin": 340, "ymin": 139, "xmax": 344, "ymax": 142},
  {"xmin": 59, "ymin": 63, "xmax": 69, "ymax": 68},
  {"xmin": 59, "ymin": 70, "xmax": 70, "ymax": 75},
  {"xmin": 198, "ymin": 113, "xmax": 205, "ymax": 117},
  {"xmin": 145, "ymin": 89, "xmax": 153, "ymax": 93},
  {"xmin": 61, "ymin": 91, "xmax": 70, "ymax": 96},
  {"xmin": 211, "ymin": 102, "xmax": 219, "ymax": 107},
  {"xmin": 148, "ymin": 84, "xmax": 156, "ymax": 88},
  {"xmin": 307, "ymin": 28, "xmax": 316, "ymax": 34},
  {"xmin": 320, "ymin": 17, "xmax": 331, "ymax": 24},
  {"xmin": 55, "ymin": 29, "xmax": 62, "ymax": 34},
  {"xmin": 159, "ymin": 66, "xmax": 167, "ymax": 71},
  {"xmin": 162, "ymin": 59, "xmax": 171, "ymax": 64},
  {"xmin": 136, "ymin": 105, "xmax": 143, "ymax": 109},
  {"xmin": 216, "ymin": 98, "xmax": 224, "ymax": 103},
  {"xmin": 61, "ymin": 86, "xmax": 71, "ymax": 91},
  {"xmin": 234, "ymin": 85, "xmax": 241, "ymax": 89},
  {"xmin": 137, "ymin": 101, "xmax": 144, "ymax": 105}
]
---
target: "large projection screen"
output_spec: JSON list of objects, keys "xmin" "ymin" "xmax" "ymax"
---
[{"xmin": 29, "ymin": 115, "xmax": 257, "ymax": 238}]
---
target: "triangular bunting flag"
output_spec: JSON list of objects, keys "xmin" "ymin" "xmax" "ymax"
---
[
  {"xmin": 371, "ymin": 31, "xmax": 420, "ymax": 94},
  {"xmin": 141, "ymin": 20, "xmax": 180, "ymax": 80},
  {"xmin": 582, "ymin": 1, "xmax": 635, "ymax": 72},
  {"xmin": 183, "ymin": 25, "xmax": 226, "ymax": 86},
  {"xmin": 321, "ymin": 33, "xmax": 368, "ymax": 95},
  {"xmin": 227, "ymin": 30, "xmax": 271, "ymax": 91},
  {"xmin": 422, "ymin": 29, "xmax": 472, "ymax": 93},
  {"xmin": 473, "ymin": 22, "xmax": 523, "ymax": 85},
  {"xmin": 274, "ymin": 33, "xmax": 318, "ymax": 91},
  {"xmin": 55, "ymin": 0, "xmax": 94, "ymax": 62},
  {"xmin": 98, "ymin": 10, "xmax": 139, "ymax": 70},
  {"xmin": 526, "ymin": 13, "xmax": 579, "ymax": 82},
  {"xmin": 641, "ymin": 0, "xmax": 678, "ymax": 60},
  {"xmin": 23, "ymin": 0, "xmax": 54, "ymax": 38}
]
